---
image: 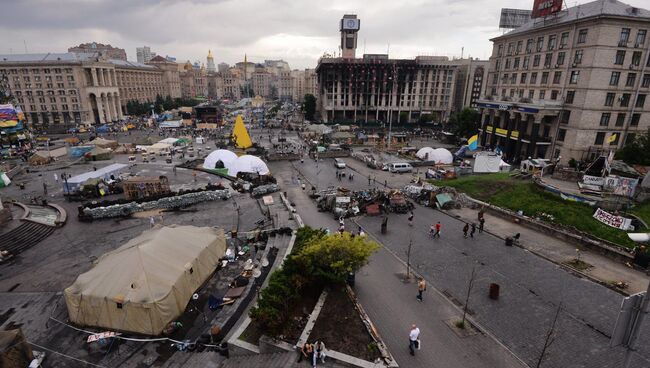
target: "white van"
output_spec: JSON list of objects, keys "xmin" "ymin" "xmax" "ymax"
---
[
  {"xmin": 334, "ymin": 158, "xmax": 346, "ymax": 169},
  {"xmin": 388, "ymin": 162, "xmax": 413, "ymax": 173}
]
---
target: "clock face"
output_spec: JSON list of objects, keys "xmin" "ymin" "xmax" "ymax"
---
[
  {"xmin": 342, "ymin": 18, "xmax": 359, "ymax": 30},
  {"xmin": 347, "ymin": 20, "xmax": 356, "ymax": 28}
]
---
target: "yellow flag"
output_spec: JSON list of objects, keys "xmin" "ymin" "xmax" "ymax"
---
[{"xmin": 608, "ymin": 133, "xmax": 617, "ymax": 143}]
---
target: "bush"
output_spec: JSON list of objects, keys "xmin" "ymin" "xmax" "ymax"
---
[{"xmin": 250, "ymin": 227, "xmax": 379, "ymax": 335}]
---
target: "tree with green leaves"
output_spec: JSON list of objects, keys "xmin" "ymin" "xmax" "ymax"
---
[
  {"xmin": 615, "ymin": 128, "xmax": 650, "ymax": 165},
  {"xmin": 399, "ymin": 111, "xmax": 409, "ymax": 124},
  {"xmin": 302, "ymin": 94, "xmax": 316, "ymax": 121},
  {"xmin": 448, "ymin": 108, "xmax": 480, "ymax": 138}
]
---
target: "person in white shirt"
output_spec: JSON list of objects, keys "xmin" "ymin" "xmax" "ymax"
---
[
  {"xmin": 409, "ymin": 324, "xmax": 420, "ymax": 356},
  {"xmin": 312, "ymin": 340, "xmax": 326, "ymax": 366}
]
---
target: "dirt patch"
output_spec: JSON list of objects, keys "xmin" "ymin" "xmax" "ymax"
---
[
  {"xmin": 564, "ymin": 258, "xmax": 593, "ymax": 271},
  {"xmin": 278, "ymin": 286, "xmax": 322, "ymax": 343},
  {"xmin": 309, "ymin": 285, "xmax": 382, "ymax": 362},
  {"xmin": 239, "ymin": 320, "xmax": 264, "ymax": 345}
]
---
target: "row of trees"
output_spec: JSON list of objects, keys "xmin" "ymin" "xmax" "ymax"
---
[
  {"xmin": 250, "ymin": 227, "xmax": 378, "ymax": 335},
  {"xmin": 125, "ymin": 95, "xmax": 203, "ymax": 116},
  {"xmin": 615, "ymin": 128, "xmax": 650, "ymax": 165}
]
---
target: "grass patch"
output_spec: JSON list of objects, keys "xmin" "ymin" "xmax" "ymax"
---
[
  {"xmin": 630, "ymin": 201, "xmax": 650, "ymax": 227},
  {"xmin": 564, "ymin": 258, "xmax": 593, "ymax": 271},
  {"xmin": 443, "ymin": 173, "xmax": 636, "ymax": 249}
]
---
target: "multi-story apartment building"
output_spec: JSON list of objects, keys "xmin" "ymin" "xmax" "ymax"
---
[
  {"xmin": 0, "ymin": 53, "xmax": 122, "ymax": 128},
  {"xmin": 251, "ymin": 67, "xmax": 274, "ymax": 98},
  {"xmin": 179, "ymin": 62, "xmax": 208, "ymax": 98},
  {"xmin": 146, "ymin": 56, "xmax": 182, "ymax": 99},
  {"xmin": 68, "ymin": 42, "xmax": 127, "ymax": 61},
  {"xmin": 289, "ymin": 69, "xmax": 318, "ymax": 102},
  {"xmin": 136, "ymin": 46, "xmax": 155, "ymax": 63},
  {"xmin": 316, "ymin": 55, "xmax": 484, "ymax": 123},
  {"xmin": 479, "ymin": 0, "xmax": 650, "ymax": 163}
]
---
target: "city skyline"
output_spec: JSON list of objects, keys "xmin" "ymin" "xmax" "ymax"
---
[{"xmin": 2, "ymin": 0, "xmax": 647, "ymax": 69}]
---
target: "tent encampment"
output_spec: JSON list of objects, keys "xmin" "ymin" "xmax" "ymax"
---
[
  {"xmin": 64, "ymin": 225, "xmax": 227, "ymax": 335},
  {"xmin": 92, "ymin": 137, "xmax": 118, "ymax": 149}
]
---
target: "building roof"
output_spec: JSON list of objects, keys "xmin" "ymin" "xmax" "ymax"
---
[
  {"xmin": 496, "ymin": 0, "xmax": 650, "ymax": 39},
  {"xmin": 109, "ymin": 59, "xmax": 156, "ymax": 69},
  {"xmin": 0, "ymin": 52, "xmax": 99, "ymax": 63}
]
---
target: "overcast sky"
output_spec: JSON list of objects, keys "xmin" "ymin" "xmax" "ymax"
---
[{"xmin": 1, "ymin": 0, "xmax": 647, "ymax": 69}]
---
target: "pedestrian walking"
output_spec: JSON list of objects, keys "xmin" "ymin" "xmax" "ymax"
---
[
  {"xmin": 470, "ymin": 223, "xmax": 476, "ymax": 238},
  {"xmin": 408, "ymin": 211, "xmax": 414, "ymax": 227},
  {"xmin": 463, "ymin": 223, "xmax": 469, "ymax": 238},
  {"xmin": 368, "ymin": 176, "xmax": 371, "ymax": 186},
  {"xmin": 349, "ymin": 172, "xmax": 354, "ymax": 181},
  {"xmin": 43, "ymin": 182, "xmax": 48, "ymax": 195},
  {"xmin": 417, "ymin": 277, "xmax": 426, "ymax": 302},
  {"xmin": 408, "ymin": 324, "xmax": 420, "ymax": 356},
  {"xmin": 193, "ymin": 171, "xmax": 197, "ymax": 182},
  {"xmin": 384, "ymin": 179, "xmax": 388, "ymax": 187},
  {"xmin": 479, "ymin": 217, "xmax": 485, "ymax": 233},
  {"xmin": 149, "ymin": 216, "xmax": 155, "ymax": 228},
  {"xmin": 173, "ymin": 166, "xmax": 177, "ymax": 176},
  {"xmin": 53, "ymin": 173, "xmax": 58, "ymax": 183},
  {"xmin": 373, "ymin": 176, "xmax": 376, "ymax": 184},
  {"xmin": 433, "ymin": 221, "xmax": 441, "ymax": 238},
  {"xmin": 159, "ymin": 213, "xmax": 164, "ymax": 225}
]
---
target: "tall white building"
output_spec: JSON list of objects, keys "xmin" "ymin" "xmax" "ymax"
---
[{"xmin": 136, "ymin": 46, "xmax": 155, "ymax": 63}]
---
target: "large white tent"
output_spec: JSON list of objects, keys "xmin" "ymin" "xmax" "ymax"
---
[
  {"xmin": 203, "ymin": 149, "xmax": 238, "ymax": 170},
  {"xmin": 229, "ymin": 155, "xmax": 270, "ymax": 176},
  {"xmin": 64, "ymin": 225, "xmax": 227, "ymax": 335},
  {"xmin": 416, "ymin": 147, "xmax": 436, "ymax": 160}
]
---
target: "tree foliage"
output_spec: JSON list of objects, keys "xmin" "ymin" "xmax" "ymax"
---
[
  {"xmin": 124, "ymin": 96, "xmax": 202, "ymax": 116},
  {"xmin": 615, "ymin": 128, "xmax": 650, "ymax": 165},
  {"xmin": 448, "ymin": 108, "xmax": 480, "ymax": 138},
  {"xmin": 250, "ymin": 227, "xmax": 378, "ymax": 335},
  {"xmin": 302, "ymin": 94, "xmax": 317, "ymax": 121}
]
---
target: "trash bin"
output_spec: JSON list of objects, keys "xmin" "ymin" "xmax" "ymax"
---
[
  {"xmin": 489, "ymin": 283, "xmax": 500, "ymax": 300},
  {"xmin": 505, "ymin": 237, "xmax": 513, "ymax": 246},
  {"xmin": 347, "ymin": 272, "xmax": 355, "ymax": 287}
]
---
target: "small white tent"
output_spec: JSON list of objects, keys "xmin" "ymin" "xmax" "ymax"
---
[
  {"xmin": 203, "ymin": 149, "xmax": 238, "ymax": 170},
  {"xmin": 416, "ymin": 147, "xmax": 436, "ymax": 160},
  {"xmin": 473, "ymin": 152, "xmax": 501, "ymax": 173},
  {"xmin": 229, "ymin": 155, "xmax": 270, "ymax": 176},
  {"xmin": 430, "ymin": 148, "xmax": 454, "ymax": 164}
]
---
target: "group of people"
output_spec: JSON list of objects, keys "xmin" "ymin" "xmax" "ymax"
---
[{"xmin": 297, "ymin": 340, "xmax": 327, "ymax": 367}]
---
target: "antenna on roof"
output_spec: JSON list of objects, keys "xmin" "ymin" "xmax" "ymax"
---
[{"xmin": 23, "ymin": 40, "xmax": 28, "ymax": 53}]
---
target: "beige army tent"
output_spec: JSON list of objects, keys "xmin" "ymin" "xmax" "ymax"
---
[
  {"xmin": 64, "ymin": 225, "xmax": 227, "ymax": 335},
  {"xmin": 92, "ymin": 137, "xmax": 119, "ymax": 149}
]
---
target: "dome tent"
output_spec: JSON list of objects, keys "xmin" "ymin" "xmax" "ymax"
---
[
  {"xmin": 229, "ymin": 155, "xmax": 270, "ymax": 176},
  {"xmin": 431, "ymin": 148, "xmax": 454, "ymax": 164},
  {"xmin": 203, "ymin": 149, "xmax": 238, "ymax": 170},
  {"xmin": 416, "ymin": 147, "xmax": 436, "ymax": 160}
]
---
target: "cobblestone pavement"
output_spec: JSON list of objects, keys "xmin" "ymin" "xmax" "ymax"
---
[{"xmin": 285, "ymin": 156, "xmax": 650, "ymax": 368}]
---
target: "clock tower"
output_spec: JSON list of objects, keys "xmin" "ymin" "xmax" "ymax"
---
[{"xmin": 340, "ymin": 14, "xmax": 360, "ymax": 59}]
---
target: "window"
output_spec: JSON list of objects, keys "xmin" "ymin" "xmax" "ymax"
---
[
  {"xmin": 61, "ymin": 104, "xmax": 68, "ymax": 111},
  {"xmin": 530, "ymin": 72, "xmax": 538, "ymax": 84},
  {"xmin": 507, "ymin": 43, "xmax": 513, "ymax": 55},
  {"xmin": 553, "ymin": 71, "xmax": 562, "ymax": 84},
  {"xmin": 560, "ymin": 32, "xmax": 569, "ymax": 47},
  {"xmin": 632, "ymin": 51, "xmax": 642, "ymax": 66},
  {"xmin": 505, "ymin": 59, "xmax": 511, "ymax": 69},
  {"xmin": 539, "ymin": 90, "xmax": 546, "ymax": 99},
  {"xmin": 548, "ymin": 35, "xmax": 557, "ymax": 50},
  {"xmin": 557, "ymin": 52, "xmax": 566, "ymax": 65},
  {"xmin": 511, "ymin": 73, "xmax": 517, "ymax": 84},
  {"xmin": 610, "ymin": 71, "xmax": 621, "ymax": 85},
  {"xmin": 577, "ymin": 29, "xmax": 588, "ymax": 44},
  {"xmin": 502, "ymin": 73, "xmax": 509, "ymax": 84},
  {"xmin": 626, "ymin": 73, "xmax": 637, "ymax": 87},
  {"xmin": 537, "ymin": 36, "xmax": 544, "ymax": 51},
  {"xmin": 636, "ymin": 30, "xmax": 647, "ymax": 47},
  {"xmin": 560, "ymin": 110, "xmax": 571, "ymax": 124},
  {"xmin": 616, "ymin": 113, "xmax": 626, "ymax": 126},
  {"xmin": 516, "ymin": 40, "xmax": 523, "ymax": 54},
  {"xmin": 528, "ymin": 89, "xmax": 535, "ymax": 98},
  {"xmin": 518, "ymin": 89, "xmax": 524, "ymax": 98},
  {"xmin": 523, "ymin": 56, "xmax": 529, "ymax": 69},
  {"xmin": 544, "ymin": 53, "xmax": 553, "ymax": 67},
  {"xmin": 620, "ymin": 28, "xmax": 631, "ymax": 46},
  {"xmin": 636, "ymin": 94, "xmax": 646, "ymax": 108},
  {"xmin": 615, "ymin": 50, "xmax": 626, "ymax": 65},
  {"xmin": 497, "ymin": 44, "xmax": 503, "ymax": 56},
  {"xmin": 643, "ymin": 74, "xmax": 650, "ymax": 88},
  {"xmin": 49, "ymin": 97, "xmax": 56, "ymax": 103},
  {"xmin": 566, "ymin": 90, "xmax": 575, "ymax": 104},
  {"xmin": 595, "ymin": 132, "xmax": 606, "ymax": 145},
  {"xmin": 558, "ymin": 129, "xmax": 567, "ymax": 141},
  {"xmin": 570, "ymin": 71, "xmax": 579, "ymax": 84},
  {"xmin": 520, "ymin": 73, "xmax": 527, "ymax": 83},
  {"xmin": 526, "ymin": 39, "xmax": 534, "ymax": 53},
  {"xmin": 605, "ymin": 92, "xmax": 615, "ymax": 106},
  {"xmin": 551, "ymin": 90, "xmax": 559, "ymax": 100},
  {"xmin": 574, "ymin": 50, "xmax": 583, "ymax": 64},
  {"xmin": 67, "ymin": 75, "xmax": 74, "ymax": 81},
  {"xmin": 513, "ymin": 57, "xmax": 520, "ymax": 69},
  {"xmin": 541, "ymin": 72, "xmax": 549, "ymax": 84},
  {"xmin": 495, "ymin": 60, "xmax": 501, "ymax": 71},
  {"xmin": 631, "ymin": 113, "xmax": 641, "ymax": 126},
  {"xmin": 533, "ymin": 54, "xmax": 541, "ymax": 67},
  {"xmin": 610, "ymin": 132, "xmax": 620, "ymax": 145},
  {"xmin": 600, "ymin": 113, "xmax": 611, "ymax": 126},
  {"xmin": 621, "ymin": 93, "xmax": 631, "ymax": 107}
]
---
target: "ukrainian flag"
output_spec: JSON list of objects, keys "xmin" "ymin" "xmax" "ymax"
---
[{"xmin": 468, "ymin": 134, "xmax": 478, "ymax": 150}]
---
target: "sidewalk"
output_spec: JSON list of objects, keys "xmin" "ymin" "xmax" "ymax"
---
[{"xmin": 447, "ymin": 207, "xmax": 650, "ymax": 294}]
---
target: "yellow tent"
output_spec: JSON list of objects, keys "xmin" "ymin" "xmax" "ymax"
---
[{"xmin": 232, "ymin": 115, "xmax": 253, "ymax": 149}]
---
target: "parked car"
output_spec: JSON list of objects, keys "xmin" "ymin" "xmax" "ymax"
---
[{"xmin": 334, "ymin": 158, "xmax": 346, "ymax": 169}]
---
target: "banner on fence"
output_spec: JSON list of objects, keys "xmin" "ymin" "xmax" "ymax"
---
[{"xmin": 593, "ymin": 208, "xmax": 633, "ymax": 230}]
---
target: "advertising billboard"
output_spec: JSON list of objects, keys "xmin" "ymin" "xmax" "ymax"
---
[
  {"xmin": 531, "ymin": 0, "xmax": 563, "ymax": 19},
  {"xmin": 499, "ymin": 8, "xmax": 532, "ymax": 29}
]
